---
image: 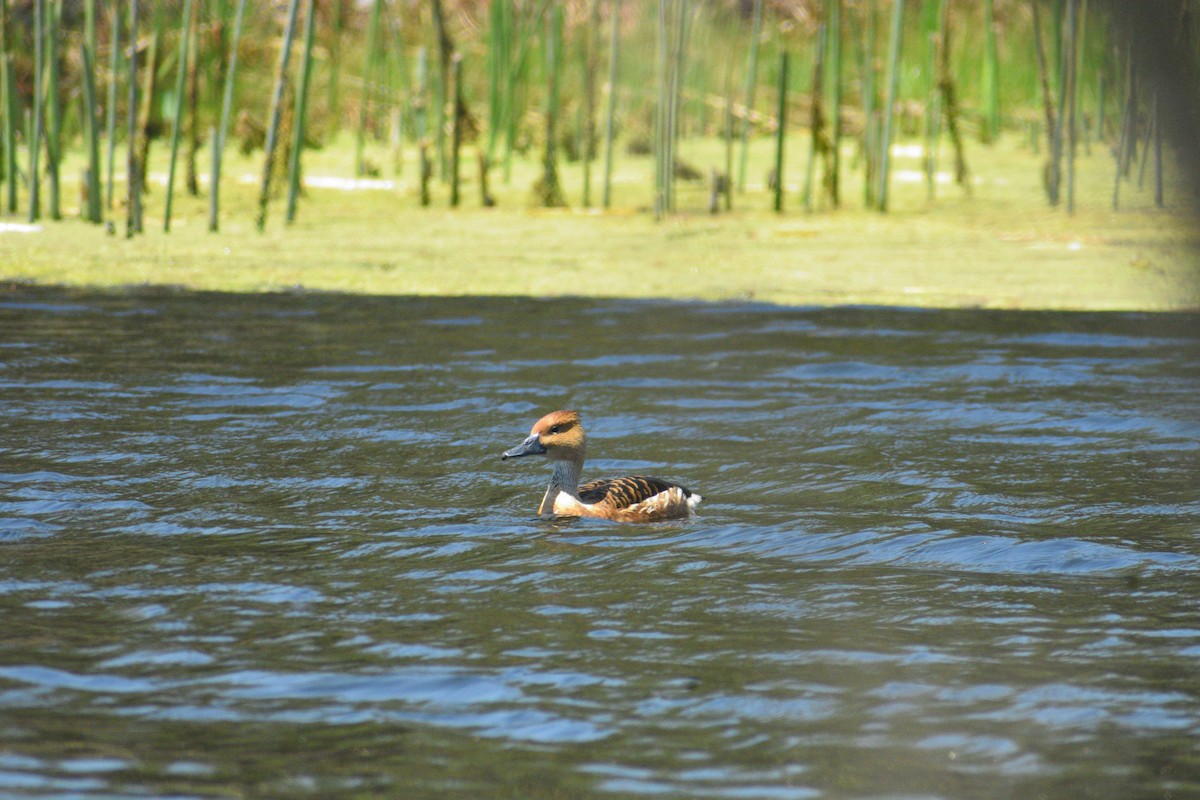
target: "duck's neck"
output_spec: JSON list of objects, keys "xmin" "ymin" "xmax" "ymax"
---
[{"xmin": 539, "ymin": 458, "xmax": 583, "ymax": 514}]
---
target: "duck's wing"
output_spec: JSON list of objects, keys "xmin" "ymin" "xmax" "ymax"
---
[{"xmin": 578, "ymin": 475, "xmax": 693, "ymax": 510}]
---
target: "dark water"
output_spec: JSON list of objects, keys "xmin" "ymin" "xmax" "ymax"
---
[{"xmin": 2, "ymin": 286, "xmax": 1199, "ymax": 799}]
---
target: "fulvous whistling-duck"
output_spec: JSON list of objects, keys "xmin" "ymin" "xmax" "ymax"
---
[{"xmin": 501, "ymin": 410, "xmax": 701, "ymax": 522}]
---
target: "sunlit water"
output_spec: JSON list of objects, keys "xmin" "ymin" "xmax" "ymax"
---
[{"xmin": 2, "ymin": 286, "xmax": 1199, "ymax": 799}]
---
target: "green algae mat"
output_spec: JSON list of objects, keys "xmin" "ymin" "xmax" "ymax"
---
[{"xmin": 1, "ymin": 138, "xmax": 1196, "ymax": 311}]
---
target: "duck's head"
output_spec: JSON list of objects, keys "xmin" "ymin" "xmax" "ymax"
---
[{"xmin": 501, "ymin": 410, "xmax": 586, "ymax": 463}]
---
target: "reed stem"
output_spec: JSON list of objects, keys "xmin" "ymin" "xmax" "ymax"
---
[
  {"xmin": 539, "ymin": 5, "xmax": 565, "ymax": 208},
  {"xmin": 1032, "ymin": 0, "xmax": 1057, "ymax": 204},
  {"xmin": 582, "ymin": 0, "xmax": 599, "ymax": 208},
  {"xmin": 414, "ymin": 46, "xmax": 428, "ymax": 144},
  {"xmin": 184, "ymin": 0, "xmax": 199, "ymax": 196},
  {"xmin": 1112, "ymin": 47, "xmax": 1132, "ymax": 211},
  {"xmin": 210, "ymin": 0, "xmax": 246, "ymax": 232},
  {"xmin": 736, "ymin": 0, "xmax": 763, "ymax": 192},
  {"xmin": 601, "ymin": 0, "xmax": 621, "ymax": 209},
  {"xmin": 774, "ymin": 50, "xmax": 788, "ymax": 213},
  {"xmin": 165, "ymin": 0, "xmax": 196, "ymax": 232},
  {"xmin": 105, "ymin": 0, "xmax": 119, "ymax": 212},
  {"xmin": 450, "ymin": 54, "xmax": 462, "ymax": 207},
  {"xmin": 326, "ymin": 0, "xmax": 343, "ymax": 134},
  {"xmin": 0, "ymin": 0, "xmax": 6, "ymax": 202},
  {"xmin": 256, "ymin": 0, "xmax": 301, "ymax": 232},
  {"xmin": 981, "ymin": 0, "xmax": 999, "ymax": 142},
  {"xmin": 861, "ymin": 0, "xmax": 877, "ymax": 208},
  {"xmin": 82, "ymin": 0, "xmax": 101, "ymax": 222},
  {"xmin": 46, "ymin": 0, "xmax": 61, "ymax": 220},
  {"xmin": 1, "ymin": 55, "xmax": 13, "ymax": 213},
  {"xmin": 29, "ymin": 0, "xmax": 44, "ymax": 222},
  {"xmin": 357, "ymin": 0, "xmax": 383, "ymax": 177},
  {"xmin": 923, "ymin": 0, "xmax": 940, "ymax": 202},
  {"xmin": 802, "ymin": 22, "xmax": 826, "ymax": 212},
  {"xmin": 431, "ymin": 0, "xmax": 453, "ymax": 181},
  {"xmin": 876, "ymin": 0, "xmax": 904, "ymax": 211},
  {"xmin": 828, "ymin": 0, "xmax": 842, "ymax": 209},
  {"xmin": 125, "ymin": 0, "xmax": 138, "ymax": 237},
  {"xmin": 287, "ymin": 0, "xmax": 317, "ymax": 223},
  {"xmin": 1064, "ymin": 0, "xmax": 1077, "ymax": 214},
  {"xmin": 1153, "ymin": 90, "xmax": 1163, "ymax": 207},
  {"xmin": 654, "ymin": 0, "xmax": 667, "ymax": 218}
]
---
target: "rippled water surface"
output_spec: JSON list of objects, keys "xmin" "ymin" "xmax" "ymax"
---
[{"xmin": 2, "ymin": 286, "xmax": 1199, "ymax": 799}]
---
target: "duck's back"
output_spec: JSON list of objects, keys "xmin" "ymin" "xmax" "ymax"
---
[{"xmin": 576, "ymin": 475, "xmax": 701, "ymax": 521}]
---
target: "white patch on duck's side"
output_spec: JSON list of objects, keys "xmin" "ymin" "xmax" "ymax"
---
[
  {"xmin": 551, "ymin": 492, "xmax": 591, "ymax": 516},
  {"xmin": 624, "ymin": 486, "xmax": 700, "ymax": 520}
]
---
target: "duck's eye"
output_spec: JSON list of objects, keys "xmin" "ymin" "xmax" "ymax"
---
[{"xmin": 548, "ymin": 425, "xmax": 561, "ymax": 434}]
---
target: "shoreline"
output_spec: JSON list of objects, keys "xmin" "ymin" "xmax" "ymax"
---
[
  {"xmin": 1, "ymin": 138, "xmax": 1197, "ymax": 312},
  {"xmin": 1, "ymin": 204, "xmax": 1195, "ymax": 313}
]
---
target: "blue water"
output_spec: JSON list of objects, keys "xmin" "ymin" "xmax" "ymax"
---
[{"xmin": 1, "ymin": 287, "xmax": 1198, "ymax": 798}]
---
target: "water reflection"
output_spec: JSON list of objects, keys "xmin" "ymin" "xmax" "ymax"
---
[{"xmin": 1, "ymin": 286, "xmax": 1198, "ymax": 798}]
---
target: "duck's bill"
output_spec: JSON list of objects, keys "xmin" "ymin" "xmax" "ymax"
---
[{"xmin": 501, "ymin": 434, "xmax": 546, "ymax": 460}]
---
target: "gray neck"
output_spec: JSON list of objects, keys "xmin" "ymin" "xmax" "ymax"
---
[
  {"xmin": 539, "ymin": 459, "xmax": 582, "ymax": 514},
  {"xmin": 551, "ymin": 460, "xmax": 582, "ymax": 497}
]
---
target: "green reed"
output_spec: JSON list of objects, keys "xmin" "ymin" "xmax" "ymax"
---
[
  {"xmin": 125, "ymin": 0, "xmax": 138, "ymax": 237},
  {"xmin": 45, "ymin": 0, "xmax": 61, "ymax": 220},
  {"xmin": 737, "ymin": 0, "xmax": 763, "ymax": 193},
  {"xmin": 210, "ymin": 0, "xmax": 246, "ymax": 232},
  {"xmin": 256, "ymin": 0, "xmax": 301, "ymax": 231},
  {"xmin": 287, "ymin": 0, "xmax": 317, "ymax": 224},
  {"xmin": 774, "ymin": 50, "xmax": 788, "ymax": 213},
  {"xmin": 602, "ymin": 0, "xmax": 621, "ymax": 209},
  {"xmin": 165, "ymin": 0, "xmax": 196, "ymax": 232},
  {"xmin": 876, "ymin": 0, "xmax": 904, "ymax": 211}
]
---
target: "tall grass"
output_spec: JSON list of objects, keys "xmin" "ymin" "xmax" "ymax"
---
[{"xmin": 0, "ymin": 0, "xmax": 1182, "ymax": 232}]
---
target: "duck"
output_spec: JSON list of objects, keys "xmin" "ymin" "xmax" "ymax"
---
[{"xmin": 501, "ymin": 410, "xmax": 702, "ymax": 522}]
